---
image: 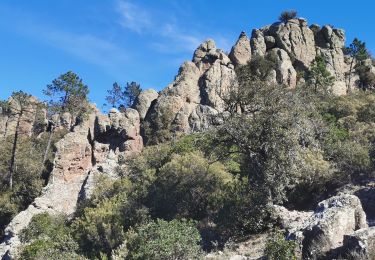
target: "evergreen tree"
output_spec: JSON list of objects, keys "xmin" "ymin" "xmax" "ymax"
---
[
  {"xmin": 105, "ymin": 82, "xmax": 126, "ymax": 109},
  {"xmin": 346, "ymin": 38, "xmax": 370, "ymax": 92},
  {"xmin": 124, "ymin": 81, "xmax": 142, "ymax": 107},
  {"xmin": 44, "ymin": 71, "xmax": 90, "ymax": 119},
  {"xmin": 307, "ymin": 55, "xmax": 335, "ymax": 94},
  {"xmin": 7, "ymin": 91, "xmax": 34, "ymax": 189}
]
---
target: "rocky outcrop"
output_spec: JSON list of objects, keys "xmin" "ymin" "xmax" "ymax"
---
[
  {"xmin": 0, "ymin": 107, "xmax": 143, "ymax": 259},
  {"xmin": 144, "ymin": 39, "xmax": 236, "ymax": 141},
  {"xmin": 343, "ymin": 227, "xmax": 375, "ymax": 258},
  {"xmin": 229, "ymin": 31, "xmax": 251, "ymax": 66},
  {"xmin": 285, "ymin": 194, "xmax": 368, "ymax": 258},
  {"xmin": 269, "ymin": 48, "xmax": 297, "ymax": 88},
  {"xmin": 141, "ymin": 18, "xmax": 366, "ymax": 143},
  {"xmin": 133, "ymin": 89, "xmax": 159, "ymax": 120}
]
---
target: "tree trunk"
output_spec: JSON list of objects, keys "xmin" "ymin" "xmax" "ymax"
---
[
  {"xmin": 347, "ymin": 57, "xmax": 355, "ymax": 94},
  {"xmin": 9, "ymin": 111, "xmax": 22, "ymax": 190}
]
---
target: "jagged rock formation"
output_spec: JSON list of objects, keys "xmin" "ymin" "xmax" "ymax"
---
[
  {"xmin": 0, "ymin": 107, "xmax": 143, "ymax": 259},
  {"xmin": 229, "ymin": 31, "xmax": 252, "ymax": 66},
  {"xmin": 142, "ymin": 18, "xmax": 374, "ymax": 142},
  {"xmin": 144, "ymin": 39, "xmax": 236, "ymax": 143}
]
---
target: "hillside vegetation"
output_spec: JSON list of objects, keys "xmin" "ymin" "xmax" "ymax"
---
[{"xmin": 1, "ymin": 12, "xmax": 375, "ymax": 260}]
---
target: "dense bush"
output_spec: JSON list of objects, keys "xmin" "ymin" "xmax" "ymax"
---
[
  {"xmin": 125, "ymin": 219, "xmax": 202, "ymax": 260},
  {"xmin": 147, "ymin": 151, "xmax": 232, "ymax": 220},
  {"xmin": 264, "ymin": 230, "xmax": 297, "ymax": 260},
  {"xmin": 20, "ymin": 213, "xmax": 83, "ymax": 260}
]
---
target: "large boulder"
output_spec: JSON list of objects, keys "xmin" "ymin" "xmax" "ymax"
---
[
  {"xmin": 289, "ymin": 194, "xmax": 368, "ymax": 258},
  {"xmin": 95, "ymin": 108, "xmax": 143, "ymax": 154},
  {"xmin": 343, "ymin": 227, "xmax": 375, "ymax": 258},
  {"xmin": 133, "ymin": 89, "xmax": 158, "ymax": 120},
  {"xmin": 250, "ymin": 29, "xmax": 267, "ymax": 56},
  {"xmin": 200, "ymin": 59, "xmax": 238, "ymax": 112},
  {"xmin": 229, "ymin": 31, "xmax": 252, "ymax": 66}
]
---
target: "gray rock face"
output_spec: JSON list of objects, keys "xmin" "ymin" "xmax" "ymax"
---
[
  {"xmin": 269, "ymin": 48, "xmax": 297, "ymax": 88},
  {"xmin": 133, "ymin": 89, "xmax": 158, "ymax": 120},
  {"xmin": 250, "ymin": 29, "xmax": 267, "ymax": 56},
  {"xmin": 229, "ymin": 31, "xmax": 251, "ymax": 66},
  {"xmin": 267, "ymin": 18, "xmax": 316, "ymax": 69},
  {"xmin": 142, "ymin": 18, "xmax": 365, "ymax": 143},
  {"xmin": 144, "ymin": 39, "xmax": 236, "ymax": 140},
  {"xmin": 288, "ymin": 194, "xmax": 368, "ymax": 258},
  {"xmin": 343, "ymin": 227, "xmax": 375, "ymax": 258}
]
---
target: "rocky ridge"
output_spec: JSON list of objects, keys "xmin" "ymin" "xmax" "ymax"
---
[
  {"xmin": 143, "ymin": 18, "xmax": 373, "ymax": 140},
  {"xmin": 1, "ymin": 17, "xmax": 375, "ymax": 259}
]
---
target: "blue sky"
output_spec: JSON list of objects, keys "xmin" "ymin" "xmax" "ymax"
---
[{"xmin": 0, "ymin": 0, "xmax": 374, "ymax": 110}]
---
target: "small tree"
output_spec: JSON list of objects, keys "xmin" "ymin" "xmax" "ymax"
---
[
  {"xmin": 279, "ymin": 10, "xmax": 298, "ymax": 24},
  {"xmin": 105, "ymin": 82, "xmax": 126, "ymax": 109},
  {"xmin": 307, "ymin": 55, "xmax": 335, "ymax": 94},
  {"xmin": 7, "ymin": 91, "xmax": 35, "ymax": 189},
  {"xmin": 124, "ymin": 81, "xmax": 142, "ymax": 107},
  {"xmin": 346, "ymin": 38, "xmax": 370, "ymax": 92}
]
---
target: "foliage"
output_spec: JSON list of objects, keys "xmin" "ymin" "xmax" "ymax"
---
[
  {"xmin": 125, "ymin": 219, "xmax": 202, "ymax": 260},
  {"xmin": 213, "ymin": 177, "xmax": 274, "ymax": 237},
  {"xmin": 356, "ymin": 63, "xmax": 375, "ymax": 90},
  {"xmin": 346, "ymin": 38, "xmax": 370, "ymax": 92},
  {"xmin": 264, "ymin": 230, "xmax": 297, "ymax": 260},
  {"xmin": 20, "ymin": 213, "xmax": 84, "ymax": 260},
  {"xmin": 72, "ymin": 178, "xmax": 150, "ymax": 258},
  {"xmin": 279, "ymin": 10, "xmax": 298, "ymax": 24},
  {"xmin": 307, "ymin": 55, "xmax": 335, "ymax": 95},
  {"xmin": 44, "ymin": 71, "xmax": 90, "ymax": 120},
  {"xmin": 147, "ymin": 151, "xmax": 232, "ymax": 220},
  {"xmin": 124, "ymin": 81, "xmax": 142, "ymax": 107},
  {"xmin": 105, "ymin": 82, "xmax": 126, "ymax": 109}
]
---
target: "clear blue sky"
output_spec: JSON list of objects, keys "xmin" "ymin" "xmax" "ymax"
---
[{"xmin": 1, "ymin": 0, "xmax": 374, "ymax": 110}]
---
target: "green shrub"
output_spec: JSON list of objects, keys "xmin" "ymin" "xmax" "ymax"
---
[
  {"xmin": 72, "ymin": 178, "xmax": 150, "ymax": 258},
  {"xmin": 125, "ymin": 219, "xmax": 202, "ymax": 260},
  {"xmin": 147, "ymin": 151, "xmax": 232, "ymax": 220},
  {"xmin": 214, "ymin": 177, "xmax": 274, "ymax": 237},
  {"xmin": 265, "ymin": 230, "xmax": 297, "ymax": 260},
  {"xmin": 20, "ymin": 213, "xmax": 82, "ymax": 260},
  {"xmin": 279, "ymin": 10, "xmax": 298, "ymax": 23}
]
